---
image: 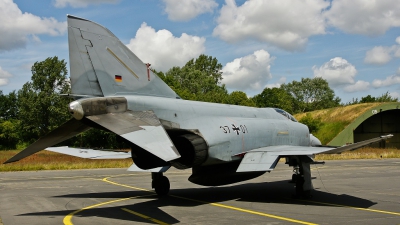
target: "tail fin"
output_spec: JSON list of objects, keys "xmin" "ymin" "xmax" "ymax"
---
[{"xmin": 67, "ymin": 15, "xmax": 178, "ymax": 98}]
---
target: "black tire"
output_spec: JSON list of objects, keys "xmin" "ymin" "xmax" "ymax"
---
[
  {"xmin": 295, "ymin": 176, "xmax": 304, "ymax": 195},
  {"xmin": 153, "ymin": 176, "xmax": 170, "ymax": 196},
  {"xmin": 290, "ymin": 174, "xmax": 298, "ymax": 183}
]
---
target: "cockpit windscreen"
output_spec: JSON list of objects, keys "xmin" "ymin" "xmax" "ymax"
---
[{"xmin": 274, "ymin": 108, "xmax": 297, "ymax": 122}]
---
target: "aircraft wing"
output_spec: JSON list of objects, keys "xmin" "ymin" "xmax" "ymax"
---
[
  {"xmin": 86, "ymin": 111, "xmax": 181, "ymax": 162},
  {"xmin": 45, "ymin": 146, "xmax": 131, "ymax": 159},
  {"xmin": 237, "ymin": 134, "xmax": 393, "ymax": 172}
]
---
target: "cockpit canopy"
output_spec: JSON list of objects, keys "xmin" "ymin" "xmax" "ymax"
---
[{"xmin": 274, "ymin": 108, "xmax": 297, "ymax": 122}]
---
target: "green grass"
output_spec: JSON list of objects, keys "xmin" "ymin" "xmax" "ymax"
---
[{"xmin": 314, "ymin": 121, "xmax": 350, "ymax": 145}]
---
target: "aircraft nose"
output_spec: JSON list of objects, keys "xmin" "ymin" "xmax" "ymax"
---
[
  {"xmin": 69, "ymin": 101, "xmax": 84, "ymax": 120},
  {"xmin": 310, "ymin": 134, "xmax": 322, "ymax": 146}
]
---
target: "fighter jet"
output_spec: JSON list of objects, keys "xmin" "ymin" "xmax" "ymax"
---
[{"xmin": 5, "ymin": 15, "xmax": 393, "ymax": 197}]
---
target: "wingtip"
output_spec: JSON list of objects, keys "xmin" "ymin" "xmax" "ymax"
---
[{"xmin": 381, "ymin": 134, "xmax": 393, "ymax": 138}]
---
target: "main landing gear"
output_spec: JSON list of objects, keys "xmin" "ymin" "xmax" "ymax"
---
[
  {"xmin": 287, "ymin": 156, "xmax": 313, "ymax": 199},
  {"xmin": 152, "ymin": 172, "xmax": 170, "ymax": 196}
]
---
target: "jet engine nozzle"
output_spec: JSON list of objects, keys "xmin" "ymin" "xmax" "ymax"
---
[{"xmin": 69, "ymin": 101, "xmax": 84, "ymax": 120}]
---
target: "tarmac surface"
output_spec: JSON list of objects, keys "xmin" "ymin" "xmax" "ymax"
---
[{"xmin": 0, "ymin": 159, "xmax": 399, "ymax": 225}]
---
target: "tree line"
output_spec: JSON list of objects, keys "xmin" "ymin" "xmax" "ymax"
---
[{"xmin": 0, "ymin": 55, "xmax": 397, "ymax": 150}]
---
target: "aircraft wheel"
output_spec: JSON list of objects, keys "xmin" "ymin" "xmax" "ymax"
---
[
  {"xmin": 153, "ymin": 176, "xmax": 170, "ymax": 196},
  {"xmin": 289, "ymin": 174, "xmax": 298, "ymax": 183},
  {"xmin": 295, "ymin": 175, "xmax": 304, "ymax": 195}
]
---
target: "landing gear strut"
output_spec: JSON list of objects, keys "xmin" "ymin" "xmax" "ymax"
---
[
  {"xmin": 289, "ymin": 157, "xmax": 313, "ymax": 198},
  {"xmin": 152, "ymin": 172, "xmax": 170, "ymax": 196}
]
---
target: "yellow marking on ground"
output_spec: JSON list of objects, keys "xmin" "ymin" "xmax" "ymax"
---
[
  {"xmin": 121, "ymin": 208, "xmax": 170, "ymax": 225},
  {"xmin": 102, "ymin": 176, "xmax": 317, "ymax": 225},
  {"xmin": 295, "ymin": 199, "xmax": 400, "ymax": 216},
  {"xmin": 63, "ymin": 194, "xmax": 155, "ymax": 225}
]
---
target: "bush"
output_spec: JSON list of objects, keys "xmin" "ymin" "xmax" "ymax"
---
[{"xmin": 299, "ymin": 113, "xmax": 323, "ymax": 134}]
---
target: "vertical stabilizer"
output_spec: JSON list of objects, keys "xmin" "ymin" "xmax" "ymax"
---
[{"xmin": 67, "ymin": 15, "xmax": 178, "ymax": 98}]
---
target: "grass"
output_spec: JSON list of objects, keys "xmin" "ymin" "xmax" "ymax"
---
[
  {"xmin": 1, "ymin": 147, "xmax": 399, "ymax": 172},
  {"xmin": 315, "ymin": 147, "xmax": 400, "ymax": 160},
  {"xmin": 0, "ymin": 150, "xmax": 132, "ymax": 172},
  {"xmin": 314, "ymin": 121, "xmax": 349, "ymax": 145}
]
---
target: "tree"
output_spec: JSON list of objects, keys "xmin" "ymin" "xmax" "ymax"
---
[
  {"xmin": 252, "ymin": 87, "xmax": 294, "ymax": 113},
  {"xmin": 376, "ymin": 91, "xmax": 398, "ymax": 102},
  {"xmin": 280, "ymin": 77, "xmax": 341, "ymax": 113},
  {"xmin": 0, "ymin": 90, "xmax": 18, "ymax": 120},
  {"xmin": 17, "ymin": 56, "xmax": 71, "ymax": 142},
  {"xmin": 157, "ymin": 54, "xmax": 229, "ymax": 103},
  {"xmin": 226, "ymin": 91, "xmax": 255, "ymax": 106},
  {"xmin": 359, "ymin": 95, "xmax": 376, "ymax": 103},
  {"xmin": 0, "ymin": 120, "xmax": 20, "ymax": 149}
]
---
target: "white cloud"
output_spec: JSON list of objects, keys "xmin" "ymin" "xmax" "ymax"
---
[
  {"xmin": 265, "ymin": 77, "xmax": 286, "ymax": 89},
  {"xmin": 389, "ymin": 91, "xmax": 400, "ymax": 99},
  {"xmin": 126, "ymin": 23, "xmax": 205, "ymax": 72},
  {"xmin": 162, "ymin": 0, "xmax": 218, "ymax": 21},
  {"xmin": 0, "ymin": 66, "xmax": 13, "ymax": 86},
  {"xmin": 221, "ymin": 49, "xmax": 274, "ymax": 91},
  {"xmin": 364, "ymin": 46, "xmax": 393, "ymax": 65},
  {"xmin": 213, "ymin": 0, "xmax": 329, "ymax": 51},
  {"xmin": 325, "ymin": 0, "xmax": 400, "ymax": 36},
  {"xmin": 313, "ymin": 57, "xmax": 357, "ymax": 87},
  {"xmin": 343, "ymin": 80, "xmax": 370, "ymax": 92},
  {"xmin": 364, "ymin": 37, "xmax": 400, "ymax": 65},
  {"xmin": 0, "ymin": 0, "xmax": 66, "ymax": 51},
  {"xmin": 53, "ymin": 0, "xmax": 118, "ymax": 8},
  {"xmin": 372, "ymin": 75, "xmax": 400, "ymax": 88}
]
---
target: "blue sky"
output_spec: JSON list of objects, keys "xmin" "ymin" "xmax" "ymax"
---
[{"xmin": 1, "ymin": 0, "xmax": 400, "ymax": 103}]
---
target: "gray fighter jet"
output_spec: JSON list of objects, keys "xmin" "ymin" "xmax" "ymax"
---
[{"xmin": 5, "ymin": 15, "xmax": 393, "ymax": 197}]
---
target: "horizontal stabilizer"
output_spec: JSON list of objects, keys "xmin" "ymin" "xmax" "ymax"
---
[
  {"xmin": 4, "ymin": 119, "xmax": 91, "ymax": 164},
  {"xmin": 45, "ymin": 147, "xmax": 131, "ymax": 159},
  {"xmin": 127, "ymin": 163, "xmax": 170, "ymax": 172},
  {"xmin": 86, "ymin": 111, "xmax": 181, "ymax": 162},
  {"xmin": 320, "ymin": 134, "xmax": 393, "ymax": 154}
]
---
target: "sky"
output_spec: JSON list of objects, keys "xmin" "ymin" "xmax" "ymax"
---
[{"xmin": 1, "ymin": 0, "xmax": 400, "ymax": 103}]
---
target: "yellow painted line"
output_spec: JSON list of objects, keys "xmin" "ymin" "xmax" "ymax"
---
[
  {"xmin": 102, "ymin": 177, "xmax": 317, "ymax": 225},
  {"xmin": 121, "ymin": 208, "xmax": 170, "ymax": 225},
  {"xmin": 102, "ymin": 177, "xmax": 152, "ymax": 192},
  {"xmin": 295, "ymin": 199, "xmax": 400, "ymax": 216},
  {"xmin": 63, "ymin": 194, "xmax": 155, "ymax": 225}
]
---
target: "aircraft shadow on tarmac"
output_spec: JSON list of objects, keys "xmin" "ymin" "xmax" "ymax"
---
[{"xmin": 19, "ymin": 180, "xmax": 376, "ymax": 224}]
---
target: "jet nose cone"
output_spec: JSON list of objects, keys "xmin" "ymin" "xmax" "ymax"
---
[{"xmin": 69, "ymin": 101, "xmax": 84, "ymax": 120}]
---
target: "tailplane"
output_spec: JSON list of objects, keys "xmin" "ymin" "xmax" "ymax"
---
[{"xmin": 67, "ymin": 15, "xmax": 178, "ymax": 98}]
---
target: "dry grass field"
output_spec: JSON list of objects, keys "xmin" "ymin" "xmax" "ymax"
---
[
  {"xmin": 1, "ymin": 147, "xmax": 399, "ymax": 172},
  {"xmin": 0, "ymin": 150, "xmax": 132, "ymax": 172}
]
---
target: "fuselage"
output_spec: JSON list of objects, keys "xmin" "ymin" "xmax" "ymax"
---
[{"xmin": 123, "ymin": 95, "xmax": 311, "ymax": 165}]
